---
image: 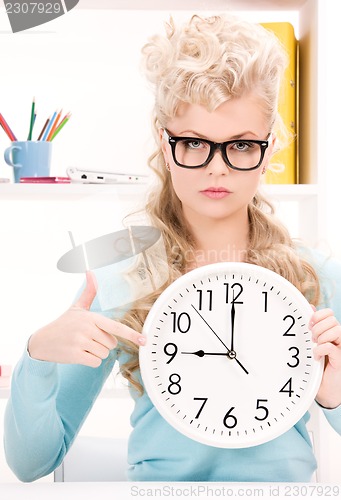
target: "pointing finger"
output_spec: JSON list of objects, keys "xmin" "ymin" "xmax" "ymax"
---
[{"xmin": 93, "ymin": 314, "xmax": 146, "ymax": 346}]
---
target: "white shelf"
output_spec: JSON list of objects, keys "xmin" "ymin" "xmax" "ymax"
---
[
  {"xmin": 0, "ymin": 182, "xmax": 317, "ymax": 201},
  {"xmin": 0, "ymin": 183, "xmax": 150, "ymax": 201},
  {"xmin": 0, "ymin": 388, "xmax": 10, "ymax": 399},
  {"xmin": 262, "ymin": 183, "xmax": 318, "ymax": 200},
  {"xmin": 0, "ymin": 382, "xmax": 129, "ymax": 400}
]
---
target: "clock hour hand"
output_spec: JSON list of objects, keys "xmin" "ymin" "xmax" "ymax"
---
[
  {"xmin": 190, "ymin": 304, "xmax": 249, "ymax": 375},
  {"xmin": 181, "ymin": 350, "xmax": 230, "ymax": 357}
]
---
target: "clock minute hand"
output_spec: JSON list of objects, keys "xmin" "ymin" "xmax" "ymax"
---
[
  {"xmin": 190, "ymin": 304, "xmax": 230, "ymax": 351},
  {"xmin": 190, "ymin": 304, "xmax": 249, "ymax": 375},
  {"xmin": 230, "ymin": 300, "xmax": 236, "ymax": 353}
]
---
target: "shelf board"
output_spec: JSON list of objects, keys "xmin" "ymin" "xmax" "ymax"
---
[
  {"xmin": 261, "ymin": 183, "xmax": 318, "ymax": 200},
  {"xmin": 0, "ymin": 387, "xmax": 10, "ymax": 399},
  {"xmin": 0, "ymin": 385, "xmax": 130, "ymax": 400},
  {"xmin": 78, "ymin": 0, "xmax": 307, "ymax": 11},
  {"xmin": 0, "ymin": 183, "xmax": 318, "ymax": 201},
  {"xmin": 0, "ymin": 183, "xmax": 150, "ymax": 201}
]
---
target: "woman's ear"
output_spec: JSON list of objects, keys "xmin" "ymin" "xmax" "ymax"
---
[
  {"xmin": 159, "ymin": 128, "xmax": 167, "ymax": 151},
  {"xmin": 159, "ymin": 128, "xmax": 171, "ymax": 165},
  {"xmin": 159, "ymin": 127, "xmax": 164, "ymax": 144},
  {"xmin": 261, "ymin": 133, "xmax": 277, "ymax": 175},
  {"xmin": 269, "ymin": 133, "xmax": 277, "ymax": 156}
]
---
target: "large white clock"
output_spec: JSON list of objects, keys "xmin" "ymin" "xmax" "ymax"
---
[{"xmin": 139, "ymin": 262, "xmax": 324, "ymax": 448}]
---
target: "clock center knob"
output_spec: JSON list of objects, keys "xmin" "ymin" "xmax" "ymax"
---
[{"xmin": 228, "ymin": 350, "xmax": 237, "ymax": 359}]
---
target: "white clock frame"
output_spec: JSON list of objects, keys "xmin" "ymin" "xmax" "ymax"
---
[{"xmin": 140, "ymin": 262, "xmax": 324, "ymax": 448}]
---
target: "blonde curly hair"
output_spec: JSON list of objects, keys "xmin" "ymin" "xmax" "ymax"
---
[{"xmin": 117, "ymin": 14, "xmax": 320, "ymax": 393}]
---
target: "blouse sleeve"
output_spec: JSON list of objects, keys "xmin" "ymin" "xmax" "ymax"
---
[
  {"xmin": 306, "ymin": 249, "xmax": 341, "ymax": 435},
  {"xmin": 4, "ymin": 282, "xmax": 120, "ymax": 482}
]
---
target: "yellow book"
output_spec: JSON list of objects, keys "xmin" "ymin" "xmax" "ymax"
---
[{"xmin": 261, "ymin": 22, "xmax": 298, "ymax": 184}]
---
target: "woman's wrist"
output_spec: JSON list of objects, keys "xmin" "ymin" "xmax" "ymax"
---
[{"xmin": 27, "ymin": 330, "xmax": 45, "ymax": 361}]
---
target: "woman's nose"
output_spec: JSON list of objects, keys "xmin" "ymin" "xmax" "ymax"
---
[{"xmin": 206, "ymin": 149, "xmax": 229, "ymax": 175}]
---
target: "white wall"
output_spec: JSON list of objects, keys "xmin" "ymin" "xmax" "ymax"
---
[{"xmin": 0, "ymin": 4, "xmax": 340, "ymax": 485}]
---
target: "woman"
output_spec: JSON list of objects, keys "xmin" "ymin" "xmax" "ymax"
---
[{"xmin": 4, "ymin": 14, "xmax": 341, "ymax": 482}]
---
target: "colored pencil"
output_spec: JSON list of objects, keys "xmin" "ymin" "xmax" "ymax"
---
[
  {"xmin": 42, "ymin": 110, "xmax": 57, "ymax": 141},
  {"xmin": 0, "ymin": 113, "xmax": 17, "ymax": 141},
  {"xmin": 50, "ymin": 112, "xmax": 71, "ymax": 141},
  {"xmin": 37, "ymin": 117, "xmax": 50, "ymax": 141},
  {"xmin": 0, "ymin": 105, "xmax": 70, "ymax": 142},
  {"xmin": 46, "ymin": 108, "xmax": 62, "ymax": 141},
  {"xmin": 27, "ymin": 97, "xmax": 35, "ymax": 140}
]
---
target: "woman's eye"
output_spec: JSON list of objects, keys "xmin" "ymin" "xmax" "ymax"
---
[
  {"xmin": 184, "ymin": 140, "xmax": 206, "ymax": 149},
  {"xmin": 232, "ymin": 141, "xmax": 253, "ymax": 152}
]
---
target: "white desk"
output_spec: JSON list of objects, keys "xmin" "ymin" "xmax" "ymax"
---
[
  {"xmin": 1, "ymin": 482, "xmax": 340, "ymax": 500},
  {"xmin": 1, "ymin": 482, "xmax": 128, "ymax": 500}
]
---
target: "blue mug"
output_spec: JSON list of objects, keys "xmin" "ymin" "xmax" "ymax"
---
[{"xmin": 4, "ymin": 141, "xmax": 52, "ymax": 182}]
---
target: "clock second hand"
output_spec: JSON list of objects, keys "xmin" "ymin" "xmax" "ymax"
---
[{"xmin": 190, "ymin": 304, "xmax": 249, "ymax": 375}]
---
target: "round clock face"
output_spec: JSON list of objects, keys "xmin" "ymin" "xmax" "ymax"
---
[{"xmin": 139, "ymin": 262, "xmax": 324, "ymax": 448}]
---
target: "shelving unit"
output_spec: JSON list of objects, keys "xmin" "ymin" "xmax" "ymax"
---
[
  {"xmin": 0, "ymin": 0, "xmax": 325, "ymax": 243},
  {"xmin": 2, "ymin": 0, "xmax": 340, "ymax": 485}
]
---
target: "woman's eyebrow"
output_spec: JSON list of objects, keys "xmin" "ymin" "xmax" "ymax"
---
[
  {"xmin": 178, "ymin": 130, "xmax": 259, "ymax": 140},
  {"xmin": 177, "ymin": 129, "xmax": 205, "ymax": 137}
]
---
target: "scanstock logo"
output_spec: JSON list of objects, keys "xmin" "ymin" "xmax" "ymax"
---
[{"xmin": 4, "ymin": 0, "xmax": 79, "ymax": 33}]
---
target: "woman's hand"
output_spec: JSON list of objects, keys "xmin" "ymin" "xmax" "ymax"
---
[
  {"xmin": 310, "ymin": 308, "xmax": 341, "ymax": 409},
  {"xmin": 28, "ymin": 272, "xmax": 146, "ymax": 368}
]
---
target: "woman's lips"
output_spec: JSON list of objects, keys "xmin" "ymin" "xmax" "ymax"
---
[{"xmin": 200, "ymin": 187, "xmax": 231, "ymax": 199}]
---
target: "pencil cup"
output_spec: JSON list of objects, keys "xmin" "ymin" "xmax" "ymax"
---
[{"xmin": 4, "ymin": 141, "xmax": 52, "ymax": 183}]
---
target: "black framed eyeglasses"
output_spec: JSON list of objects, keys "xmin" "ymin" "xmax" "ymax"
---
[{"xmin": 163, "ymin": 129, "xmax": 271, "ymax": 171}]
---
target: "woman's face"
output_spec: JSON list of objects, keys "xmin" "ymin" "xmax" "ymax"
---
[{"xmin": 161, "ymin": 94, "xmax": 274, "ymax": 227}]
